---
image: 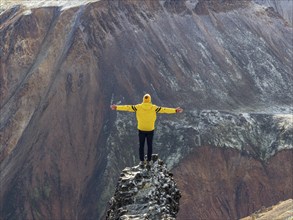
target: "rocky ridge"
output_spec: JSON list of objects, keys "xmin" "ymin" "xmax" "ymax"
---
[
  {"xmin": 112, "ymin": 110, "xmax": 292, "ymax": 169},
  {"xmin": 106, "ymin": 155, "xmax": 181, "ymax": 220}
]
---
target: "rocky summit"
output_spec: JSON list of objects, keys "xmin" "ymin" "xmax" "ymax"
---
[{"xmin": 106, "ymin": 155, "xmax": 181, "ymax": 220}]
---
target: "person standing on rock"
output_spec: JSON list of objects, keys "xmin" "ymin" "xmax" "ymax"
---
[{"xmin": 110, "ymin": 94, "xmax": 183, "ymax": 167}]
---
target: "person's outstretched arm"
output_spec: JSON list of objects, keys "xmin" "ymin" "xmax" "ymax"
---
[
  {"xmin": 110, "ymin": 104, "xmax": 137, "ymax": 112},
  {"xmin": 155, "ymin": 106, "xmax": 183, "ymax": 114}
]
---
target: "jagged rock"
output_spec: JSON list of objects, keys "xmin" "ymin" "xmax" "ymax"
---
[{"xmin": 106, "ymin": 155, "xmax": 181, "ymax": 220}]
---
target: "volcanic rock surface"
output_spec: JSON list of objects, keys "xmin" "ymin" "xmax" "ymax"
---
[{"xmin": 0, "ymin": 0, "xmax": 292, "ymax": 219}]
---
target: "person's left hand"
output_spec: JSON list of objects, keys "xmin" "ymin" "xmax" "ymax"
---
[{"xmin": 176, "ymin": 107, "xmax": 183, "ymax": 113}]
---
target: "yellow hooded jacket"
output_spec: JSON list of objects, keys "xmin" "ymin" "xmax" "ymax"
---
[{"xmin": 116, "ymin": 95, "xmax": 177, "ymax": 131}]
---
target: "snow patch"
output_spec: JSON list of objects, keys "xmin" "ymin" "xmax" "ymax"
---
[
  {"xmin": 185, "ymin": 0, "xmax": 199, "ymax": 11},
  {"xmin": 273, "ymin": 114, "xmax": 293, "ymax": 130},
  {"xmin": 1, "ymin": 0, "xmax": 101, "ymax": 11}
]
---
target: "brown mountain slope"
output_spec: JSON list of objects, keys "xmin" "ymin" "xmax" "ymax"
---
[{"xmin": 173, "ymin": 147, "xmax": 293, "ymax": 220}]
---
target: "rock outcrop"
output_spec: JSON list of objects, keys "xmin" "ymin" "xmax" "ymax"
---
[
  {"xmin": 0, "ymin": 0, "xmax": 292, "ymax": 219},
  {"xmin": 253, "ymin": 0, "xmax": 293, "ymax": 24},
  {"xmin": 106, "ymin": 155, "xmax": 181, "ymax": 220}
]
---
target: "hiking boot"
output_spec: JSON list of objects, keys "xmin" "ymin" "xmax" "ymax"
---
[
  {"xmin": 139, "ymin": 161, "xmax": 145, "ymax": 168},
  {"xmin": 146, "ymin": 160, "xmax": 152, "ymax": 169},
  {"xmin": 146, "ymin": 160, "xmax": 153, "ymax": 165}
]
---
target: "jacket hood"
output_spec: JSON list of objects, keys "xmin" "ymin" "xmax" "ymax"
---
[{"xmin": 143, "ymin": 94, "xmax": 151, "ymax": 103}]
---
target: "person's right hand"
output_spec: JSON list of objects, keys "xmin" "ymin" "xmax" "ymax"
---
[{"xmin": 110, "ymin": 105, "xmax": 117, "ymax": 110}]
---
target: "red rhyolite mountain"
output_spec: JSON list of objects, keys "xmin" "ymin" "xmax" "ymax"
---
[{"xmin": 0, "ymin": 0, "xmax": 292, "ymax": 219}]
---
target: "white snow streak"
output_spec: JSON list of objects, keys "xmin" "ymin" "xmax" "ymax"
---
[{"xmin": 1, "ymin": 0, "xmax": 101, "ymax": 11}]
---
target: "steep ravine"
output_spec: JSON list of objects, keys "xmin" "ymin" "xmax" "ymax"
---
[{"xmin": 0, "ymin": 0, "xmax": 292, "ymax": 219}]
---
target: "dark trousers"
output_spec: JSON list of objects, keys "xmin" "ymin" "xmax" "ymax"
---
[{"xmin": 138, "ymin": 130, "xmax": 154, "ymax": 161}]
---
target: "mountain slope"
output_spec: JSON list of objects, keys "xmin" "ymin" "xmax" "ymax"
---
[
  {"xmin": 173, "ymin": 147, "xmax": 293, "ymax": 220},
  {"xmin": 240, "ymin": 199, "xmax": 293, "ymax": 220},
  {"xmin": 0, "ymin": 0, "xmax": 292, "ymax": 219}
]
